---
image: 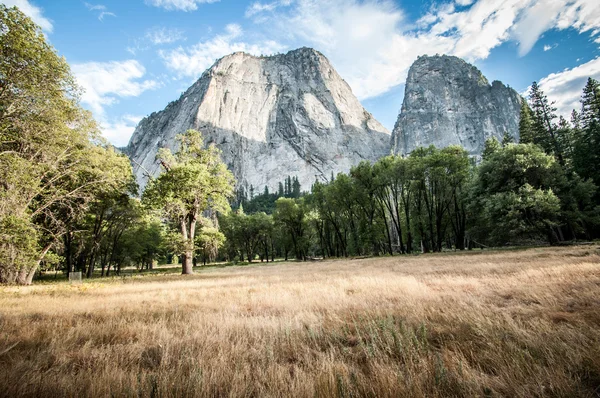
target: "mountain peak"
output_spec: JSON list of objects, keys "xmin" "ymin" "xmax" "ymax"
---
[
  {"xmin": 127, "ymin": 47, "xmax": 390, "ymax": 192},
  {"xmin": 392, "ymin": 54, "xmax": 521, "ymax": 156}
]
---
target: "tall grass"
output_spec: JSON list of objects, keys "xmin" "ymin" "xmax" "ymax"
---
[{"xmin": 0, "ymin": 246, "xmax": 599, "ymax": 397}]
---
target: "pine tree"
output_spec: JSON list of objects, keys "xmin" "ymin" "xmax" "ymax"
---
[
  {"xmin": 264, "ymin": 185, "xmax": 269, "ymax": 196},
  {"xmin": 528, "ymin": 82, "xmax": 564, "ymax": 165},
  {"xmin": 580, "ymin": 78, "xmax": 600, "ymax": 128},
  {"xmin": 518, "ymin": 99, "xmax": 535, "ymax": 144},
  {"xmin": 482, "ymin": 137, "xmax": 501, "ymax": 160},
  {"xmin": 501, "ymin": 131, "xmax": 514, "ymax": 147},
  {"xmin": 574, "ymin": 78, "xmax": 600, "ymax": 188},
  {"xmin": 556, "ymin": 116, "xmax": 574, "ymax": 161},
  {"xmin": 278, "ymin": 182, "xmax": 284, "ymax": 197},
  {"xmin": 292, "ymin": 176, "xmax": 301, "ymax": 198}
]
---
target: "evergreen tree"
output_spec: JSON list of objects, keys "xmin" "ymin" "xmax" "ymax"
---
[
  {"xmin": 518, "ymin": 99, "xmax": 535, "ymax": 144},
  {"xmin": 292, "ymin": 176, "xmax": 301, "ymax": 198},
  {"xmin": 580, "ymin": 78, "xmax": 600, "ymax": 127},
  {"xmin": 528, "ymin": 82, "xmax": 564, "ymax": 165},
  {"xmin": 482, "ymin": 137, "xmax": 501, "ymax": 160},
  {"xmin": 573, "ymin": 78, "xmax": 600, "ymax": 190},
  {"xmin": 278, "ymin": 182, "xmax": 284, "ymax": 197},
  {"xmin": 501, "ymin": 132, "xmax": 514, "ymax": 146}
]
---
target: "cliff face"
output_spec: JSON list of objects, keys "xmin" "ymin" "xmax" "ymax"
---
[
  {"xmin": 127, "ymin": 48, "xmax": 391, "ymax": 192},
  {"xmin": 392, "ymin": 55, "xmax": 521, "ymax": 156}
]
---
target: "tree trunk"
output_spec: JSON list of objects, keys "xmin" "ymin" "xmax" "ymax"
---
[{"xmin": 181, "ymin": 251, "xmax": 194, "ymax": 275}]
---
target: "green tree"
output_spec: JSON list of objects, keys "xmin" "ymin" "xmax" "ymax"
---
[
  {"xmin": 528, "ymin": 82, "xmax": 565, "ymax": 165},
  {"xmin": 518, "ymin": 99, "xmax": 535, "ymax": 144},
  {"xmin": 469, "ymin": 144, "xmax": 563, "ymax": 245},
  {"xmin": 0, "ymin": 6, "xmax": 133, "ymax": 284},
  {"xmin": 143, "ymin": 130, "xmax": 234, "ymax": 275},
  {"xmin": 482, "ymin": 137, "xmax": 501, "ymax": 160},
  {"xmin": 196, "ymin": 226, "xmax": 225, "ymax": 266},
  {"xmin": 273, "ymin": 198, "xmax": 308, "ymax": 260},
  {"xmin": 573, "ymin": 78, "xmax": 600, "ymax": 190}
]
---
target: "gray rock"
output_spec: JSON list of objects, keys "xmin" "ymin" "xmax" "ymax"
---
[
  {"xmin": 392, "ymin": 55, "xmax": 522, "ymax": 156},
  {"xmin": 127, "ymin": 47, "xmax": 391, "ymax": 192}
]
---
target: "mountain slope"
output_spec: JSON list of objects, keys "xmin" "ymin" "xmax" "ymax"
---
[{"xmin": 127, "ymin": 48, "xmax": 391, "ymax": 192}]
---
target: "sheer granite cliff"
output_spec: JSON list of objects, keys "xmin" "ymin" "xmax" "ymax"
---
[
  {"xmin": 126, "ymin": 48, "xmax": 391, "ymax": 192},
  {"xmin": 392, "ymin": 55, "xmax": 522, "ymax": 156}
]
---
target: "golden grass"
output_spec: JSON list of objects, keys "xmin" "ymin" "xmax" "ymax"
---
[{"xmin": 1, "ymin": 246, "xmax": 600, "ymax": 397}]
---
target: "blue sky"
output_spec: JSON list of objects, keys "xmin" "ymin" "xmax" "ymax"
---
[{"xmin": 4, "ymin": 0, "xmax": 600, "ymax": 146}]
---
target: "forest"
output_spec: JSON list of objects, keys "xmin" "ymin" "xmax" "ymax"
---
[{"xmin": 1, "ymin": 5, "xmax": 599, "ymax": 285}]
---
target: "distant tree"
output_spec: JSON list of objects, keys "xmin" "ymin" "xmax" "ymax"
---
[
  {"xmin": 196, "ymin": 226, "xmax": 226, "ymax": 266},
  {"xmin": 143, "ymin": 130, "xmax": 234, "ymax": 275},
  {"xmin": 501, "ymin": 131, "xmax": 514, "ymax": 146},
  {"xmin": 292, "ymin": 176, "xmax": 301, "ymax": 198},
  {"xmin": 274, "ymin": 198, "xmax": 308, "ymax": 260},
  {"xmin": 482, "ymin": 137, "xmax": 501, "ymax": 160}
]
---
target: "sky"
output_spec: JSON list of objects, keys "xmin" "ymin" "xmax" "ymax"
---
[{"xmin": 3, "ymin": 0, "xmax": 600, "ymax": 147}]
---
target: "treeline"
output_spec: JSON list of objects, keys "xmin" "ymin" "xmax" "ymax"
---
[
  {"xmin": 234, "ymin": 175, "xmax": 303, "ymax": 214},
  {"xmin": 219, "ymin": 79, "xmax": 600, "ymax": 261}
]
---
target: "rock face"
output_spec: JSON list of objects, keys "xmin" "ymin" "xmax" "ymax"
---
[
  {"xmin": 392, "ymin": 55, "xmax": 521, "ymax": 156},
  {"xmin": 127, "ymin": 47, "xmax": 390, "ymax": 192}
]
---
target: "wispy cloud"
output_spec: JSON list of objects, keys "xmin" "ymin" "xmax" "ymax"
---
[
  {"xmin": 245, "ymin": 0, "xmax": 292, "ymax": 18},
  {"xmin": 159, "ymin": 24, "xmax": 285, "ymax": 78},
  {"xmin": 3, "ymin": 0, "xmax": 53, "ymax": 32},
  {"xmin": 543, "ymin": 43, "xmax": 558, "ymax": 51},
  {"xmin": 144, "ymin": 0, "xmax": 220, "ymax": 12},
  {"xmin": 127, "ymin": 27, "xmax": 187, "ymax": 55},
  {"xmin": 146, "ymin": 27, "xmax": 186, "ymax": 45},
  {"xmin": 84, "ymin": 2, "xmax": 116, "ymax": 21}
]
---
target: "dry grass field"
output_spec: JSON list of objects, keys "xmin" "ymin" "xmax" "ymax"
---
[{"xmin": 0, "ymin": 246, "xmax": 599, "ymax": 397}]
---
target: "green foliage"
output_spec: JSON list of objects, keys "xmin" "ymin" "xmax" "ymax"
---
[
  {"xmin": 195, "ymin": 226, "xmax": 225, "ymax": 265},
  {"xmin": 518, "ymin": 99, "xmax": 535, "ymax": 144},
  {"xmin": 0, "ymin": 6, "xmax": 134, "ymax": 284},
  {"xmin": 143, "ymin": 130, "xmax": 234, "ymax": 274},
  {"xmin": 274, "ymin": 198, "xmax": 310, "ymax": 260},
  {"xmin": 470, "ymin": 144, "xmax": 564, "ymax": 244},
  {"xmin": 482, "ymin": 137, "xmax": 501, "ymax": 160}
]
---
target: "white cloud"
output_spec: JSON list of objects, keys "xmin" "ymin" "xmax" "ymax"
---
[
  {"xmin": 146, "ymin": 27, "xmax": 186, "ymax": 44},
  {"xmin": 72, "ymin": 60, "xmax": 159, "ymax": 116},
  {"xmin": 84, "ymin": 3, "xmax": 116, "ymax": 21},
  {"xmin": 543, "ymin": 43, "xmax": 557, "ymax": 51},
  {"xmin": 144, "ymin": 0, "xmax": 220, "ymax": 12},
  {"xmin": 534, "ymin": 57, "xmax": 600, "ymax": 117},
  {"xmin": 3, "ymin": 0, "xmax": 53, "ymax": 32},
  {"xmin": 72, "ymin": 60, "xmax": 159, "ymax": 146},
  {"xmin": 159, "ymin": 24, "xmax": 285, "ymax": 78},
  {"xmin": 244, "ymin": 0, "xmax": 600, "ymax": 100},
  {"xmin": 245, "ymin": 0, "xmax": 292, "ymax": 17},
  {"xmin": 100, "ymin": 115, "xmax": 144, "ymax": 147}
]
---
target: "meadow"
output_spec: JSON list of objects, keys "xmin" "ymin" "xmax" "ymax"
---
[{"xmin": 0, "ymin": 246, "xmax": 599, "ymax": 397}]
